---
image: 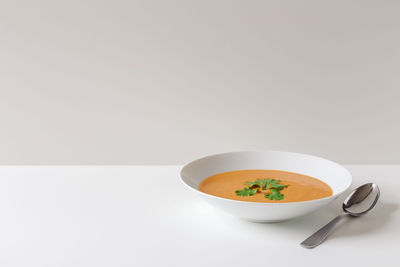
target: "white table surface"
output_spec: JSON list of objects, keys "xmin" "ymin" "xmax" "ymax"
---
[{"xmin": 0, "ymin": 165, "xmax": 398, "ymax": 267}]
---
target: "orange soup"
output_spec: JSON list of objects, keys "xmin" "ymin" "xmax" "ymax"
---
[{"xmin": 198, "ymin": 169, "xmax": 333, "ymax": 203}]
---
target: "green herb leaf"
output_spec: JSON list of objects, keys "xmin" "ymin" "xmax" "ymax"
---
[
  {"xmin": 235, "ymin": 188, "xmax": 257, "ymax": 196},
  {"xmin": 236, "ymin": 178, "xmax": 288, "ymax": 200},
  {"xmin": 265, "ymin": 188, "xmax": 285, "ymax": 200},
  {"xmin": 264, "ymin": 179, "xmax": 280, "ymax": 186},
  {"xmin": 245, "ymin": 180, "xmax": 264, "ymax": 188},
  {"xmin": 246, "ymin": 179, "xmax": 277, "ymax": 189},
  {"xmin": 245, "ymin": 180, "xmax": 265, "ymax": 192},
  {"xmin": 268, "ymin": 183, "xmax": 287, "ymax": 190}
]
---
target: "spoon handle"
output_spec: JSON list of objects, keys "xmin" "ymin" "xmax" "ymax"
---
[{"xmin": 300, "ymin": 214, "xmax": 345, "ymax": 248}]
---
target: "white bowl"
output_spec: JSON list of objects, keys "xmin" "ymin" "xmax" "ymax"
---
[{"xmin": 180, "ymin": 150, "xmax": 352, "ymax": 222}]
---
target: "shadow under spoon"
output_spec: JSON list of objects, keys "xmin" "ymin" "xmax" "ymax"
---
[{"xmin": 300, "ymin": 183, "xmax": 380, "ymax": 249}]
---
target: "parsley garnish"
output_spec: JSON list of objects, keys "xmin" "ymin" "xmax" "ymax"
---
[
  {"xmin": 235, "ymin": 178, "xmax": 288, "ymax": 200},
  {"xmin": 235, "ymin": 188, "xmax": 257, "ymax": 196},
  {"xmin": 245, "ymin": 180, "xmax": 266, "ymax": 188},
  {"xmin": 265, "ymin": 188, "xmax": 285, "ymax": 200}
]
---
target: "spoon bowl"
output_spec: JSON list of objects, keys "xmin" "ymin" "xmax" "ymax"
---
[{"xmin": 343, "ymin": 183, "xmax": 380, "ymax": 216}]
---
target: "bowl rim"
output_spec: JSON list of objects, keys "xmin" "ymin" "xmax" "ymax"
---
[{"xmin": 180, "ymin": 150, "xmax": 353, "ymax": 205}]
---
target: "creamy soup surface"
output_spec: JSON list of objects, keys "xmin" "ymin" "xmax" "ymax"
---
[{"xmin": 198, "ymin": 169, "xmax": 333, "ymax": 203}]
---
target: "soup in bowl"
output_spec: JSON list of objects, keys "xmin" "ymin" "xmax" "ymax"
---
[{"xmin": 180, "ymin": 151, "xmax": 352, "ymax": 222}]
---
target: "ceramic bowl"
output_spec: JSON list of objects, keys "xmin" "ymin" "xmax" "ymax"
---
[{"xmin": 180, "ymin": 150, "xmax": 352, "ymax": 222}]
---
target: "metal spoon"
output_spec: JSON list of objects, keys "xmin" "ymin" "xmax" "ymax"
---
[{"xmin": 300, "ymin": 183, "xmax": 380, "ymax": 248}]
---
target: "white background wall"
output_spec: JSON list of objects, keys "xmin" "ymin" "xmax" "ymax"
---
[{"xmin": 0, "ymin": 0, "xmax": 399, "ymax": 164}]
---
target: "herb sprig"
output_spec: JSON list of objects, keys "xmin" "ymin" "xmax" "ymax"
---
[
  {"xmin": 235, "ymin": 188, "xmax": 257, "ymax": 196},
  {"xmin": 235, "ymin": 179, "xmax": 288, "ymax": 200}
]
